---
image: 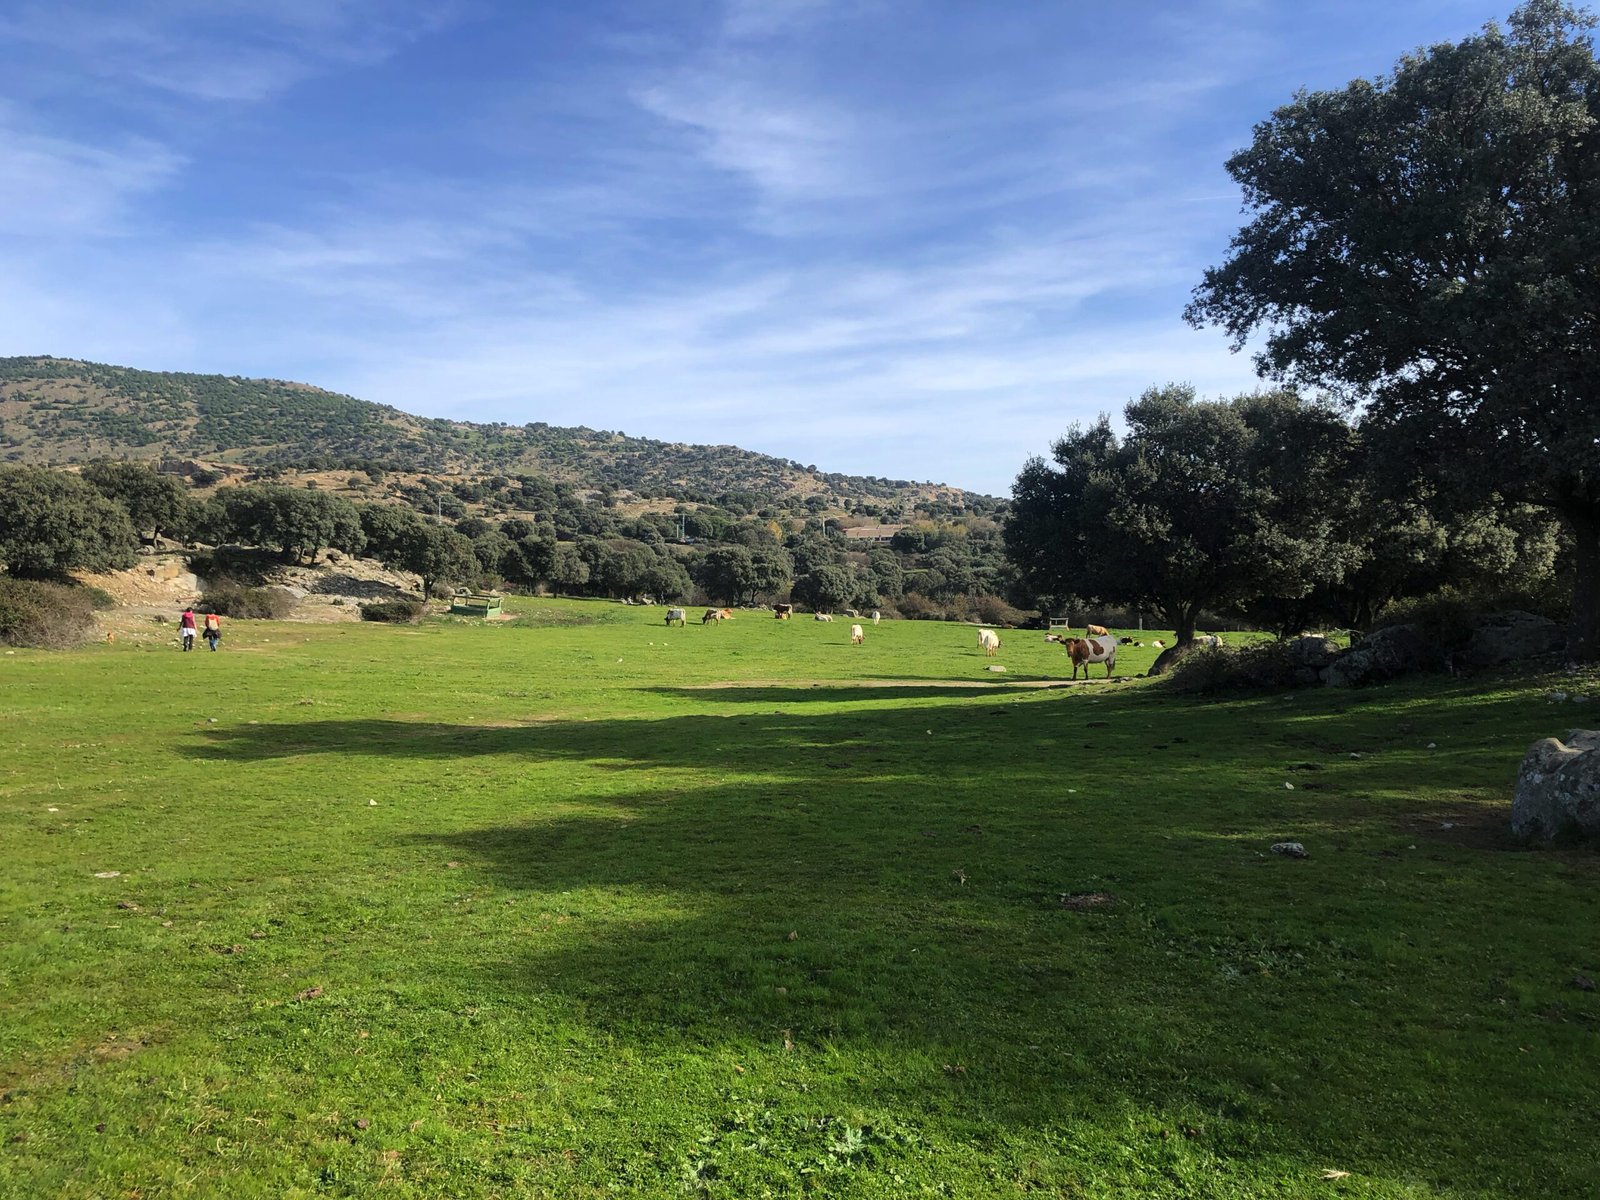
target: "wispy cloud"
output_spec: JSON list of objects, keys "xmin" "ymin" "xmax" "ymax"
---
[
  {"xmin": 0, "ymin": 0, "xmax": 458, "ymax": 102},
  {"xmin": 0, "ymin": 103, "xmax": 183, "ymax": 237}
]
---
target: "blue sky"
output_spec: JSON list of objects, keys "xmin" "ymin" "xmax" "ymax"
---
[{"xmin": 0, "ymin": 0, "xmax": 1514, "ymax": 495}]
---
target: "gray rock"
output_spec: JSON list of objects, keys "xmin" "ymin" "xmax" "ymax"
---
[
  {"xmin": 1512, "ymin": 729, "xmax": 1600, "ymax": 841},
  {"xmin": 1270, "ymin": 841, "xmax": 1308, "ymax": 858},
  {"xmin": 1286, "ymin": 635, "xmax": 1340, "ymax": 669},
  {"xmin": 1324, "ymin": 623, "xmax": 1435, "ymax": 687},
  {"xmin": 1147, "ymin": 640, "xmax": 1207, "ymax": 677},
  {"xmin": 1466, "ymin": 610, "xmax": 1563, "ymax": 667}
]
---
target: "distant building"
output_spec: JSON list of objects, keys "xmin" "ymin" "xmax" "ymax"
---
[{"xmin": 841, "ymin": 524, "xmax": 906, "ymax": 544}]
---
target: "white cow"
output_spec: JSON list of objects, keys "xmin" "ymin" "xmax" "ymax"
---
[
  {"xmin": 977, "ymin": 628, "xmax": 1001, "ymax": 657},
  {"xmin": 850, "ymin": 624, "xmax": 865, "ymax": 645},
  {"xmin": 814, "ymin": 612, "xmax": 833, "ymax": 622},
  {"xmin": 871, "ymin": 611, "xmax": 881, "ymax": 625}
]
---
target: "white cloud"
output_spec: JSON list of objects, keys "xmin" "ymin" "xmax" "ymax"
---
[
  {"xmin": 0, "ymin": 103, "xmax": 183, "ymax": 237},
  {"xmin": 0, "ymin": 0, "xmax": 460, "ymax": 102}
]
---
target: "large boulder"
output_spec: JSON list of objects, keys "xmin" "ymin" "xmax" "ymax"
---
[
  {"xmin": 1147, "ymin": 640, "xmax": 1208, "ymax": 677},
  {"xmin": 1466, "ymin": 610, "xmax": 1563, "ymax": 667},
  {"xmin": 1323, "ymin": 623, "xmax": 1435, "ymax": 687},
  {"xmin": 1513, "ymin": 729, "xmax": 1600, "ymax": 841},
  {"xmin": 1286, "ymin": 635, "xmax": 1339, "ymax": 669}
]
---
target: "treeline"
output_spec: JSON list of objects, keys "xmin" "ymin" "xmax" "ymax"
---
[
  {"xmin": 1004, "ymin": 386, "xmax": 1568, "ymax": 645},
  {"xmin": 0, "ymin": 461, "xmax": 1017, "ymax": 618}
]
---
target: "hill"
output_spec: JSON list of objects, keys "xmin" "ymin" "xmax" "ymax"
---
[{"xmin": 0, "ymin": 356, "xmax": 990, "ymax": 513}]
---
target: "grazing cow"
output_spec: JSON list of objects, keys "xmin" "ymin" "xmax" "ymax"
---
[
  {"xmin": 1086, "ymin": 624, "xmax": 1110, "ymax": 637},
  {"xmin": 814, "ymin": 612, "xmax": 833, "ymax": 622},
  {"xmin": 702, "ymin": 609, "xmax": 723, "ymax": 625},
  {"xmin": 850, "ymin": 624, "xmax": 865, "ymax": 645},
  {"xmin": 1048, "ymin": 633, "xmax": 1117, "ymax": 679},
  {"xmin": 773, "ymin": 603, "xmax": 793, "ymax": 620},
  {"xmin": 871, "ymin": 611, "xmax": 881, "ymax": 625},
  {"xmin": 977, "ymin": 628, "xmax": 1001, "ymax": 657},
  {"xmin": 665, "ymin": 608, "xmax": 685, "ymax": 626}
]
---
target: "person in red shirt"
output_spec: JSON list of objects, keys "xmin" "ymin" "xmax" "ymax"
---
[
  {"xmin": 203, "ymin": 612, "xmax": 221, "ymax": 651},
  {"xmin": 179, "ymin": 607, "xmax": 197, "ymax": 652}
]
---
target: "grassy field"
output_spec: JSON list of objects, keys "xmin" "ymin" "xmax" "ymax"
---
[{"xmin": 1, "ymin": 599, "xmax": 1596, "ymax": 1198}]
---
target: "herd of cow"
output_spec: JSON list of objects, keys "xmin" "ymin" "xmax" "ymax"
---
[{"xmin": 657, "ymin": 606, "xmax": 1215, "ymax": 680}]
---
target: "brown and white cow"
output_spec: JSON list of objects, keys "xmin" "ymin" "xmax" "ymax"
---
[{"xmin": 1047, "ymin": 633, "xmax": 1117, "ymax": 679}]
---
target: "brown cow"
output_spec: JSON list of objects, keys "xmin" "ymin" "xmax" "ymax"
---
[
  {"xmin": 1049, "ymin": 633, "xmax": 1117, "ymax": 680},
  {"xmin": 1085, "ymin": 624, "xmax": 1109, "ymax": 637}
]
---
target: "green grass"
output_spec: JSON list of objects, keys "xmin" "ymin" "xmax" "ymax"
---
[{"xmin": 1, "ymin": 599, "xmax": 1595, "ymax": 1198}]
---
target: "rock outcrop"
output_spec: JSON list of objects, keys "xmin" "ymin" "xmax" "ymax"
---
[
  {"xmin": 1324, "ymin": 624, "xmax": 1436, "ymax": 687},
  {"xmin": 1466, "ymin": 611, "xmax": 1564, "ymax": 667},
  {"xmin": 1513, "ymin": 729, "xmax": 1600, "ymax": 841}
]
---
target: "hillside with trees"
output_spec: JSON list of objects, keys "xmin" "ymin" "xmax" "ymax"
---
[{"xmin": 0, "ymin": 356, "xmax": 984, "ymax": 514}]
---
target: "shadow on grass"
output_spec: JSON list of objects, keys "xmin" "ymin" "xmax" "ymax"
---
[{"xmin": 175, "ymin": 679, "xmax": 1600, "ymax": 1192}]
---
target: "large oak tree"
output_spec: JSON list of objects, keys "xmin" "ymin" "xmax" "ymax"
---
[
  {"xmin": 1187, "ymin": 1, "xmax": 1600, "ymax": 657},
  {"xmin": 1005, "ymin": 386, "xmax": 1356, "ymax": 645}
]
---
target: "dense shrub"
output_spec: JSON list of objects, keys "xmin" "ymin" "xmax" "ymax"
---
[
  {"xmin": 1165, "ymin": 641, "xmax": 1309, "ymax": 695},
  {"xmin": 0, "ymin": 577, "xmax": 100, "ymax": 647},
  {"xmin": 198, "ymin": 580, "xmax": 296, "ymax": 619},
  {"xmin": 359, "ymin": 599, "xmax": 426, "ymax": 623},
  {"xmin": 893, "ymin": 591, "xmax": 1029, "ymax": 625},
  {"xmin": 1374, "ymin": 582, "xmax": 1569, "ymax": 652}
]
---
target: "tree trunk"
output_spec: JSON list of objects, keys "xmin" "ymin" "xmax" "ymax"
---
[
  {"xmin": 1173, "ymin": 606, "xmax": 1198, "ymax": 646},
  {"xmin": 1566, "ymin": 504, "xmax": 1600, "ymax": 662}
]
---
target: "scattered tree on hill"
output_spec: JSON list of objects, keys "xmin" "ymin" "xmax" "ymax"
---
[
  {"xmin": 695, "ymin": 545, "xmax": 794, "ymax": 606},
  {"xmin": 792, "ymin": 564, "xmax": 858, "ymax": 612},
  {"xmin": 210, "ymin": 485, "xmax": 365, "ymax": 563},
  {"xmin": 1005, "ymin": 386, "xmax": 1357, "ymax": 645},
  {"xmin": 80, "ymin": 460, "xmax": 193, "ymax": 541},
  {"xmin": 380, "ymin": 524, "xmax": 478, "ymax": 598},
  {"xmin": 0, "ymin": 466, "xmax": 138, "ymax": 577},
  {"xmin": 358, "ymin": 503, "xmax": 428, "ymax": 559},
  {"xmin": 1187, "ymin": 0, "xmax": 1600, "ymax": 656}
]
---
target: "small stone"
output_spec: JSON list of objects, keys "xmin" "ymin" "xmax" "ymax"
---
[
  {"xmin": 1441, "ymin": 822, "xmax": 1456, "ymax": 830},
  {"xmin": 1284, "ymin": 781, "xmax": 1295, "ymax": 790},
  {"xmin": 1426, "ymin": 742, "xmax": 1437, "ymax": 749},
  {"xmin": 785, "ymin": 930, "xmax": 798, "ymax": 941},
  {"xmin": 93, "ymin": 871, "xmax": 122, "ymax": 879},
  {"xmin": 1270, "ymin": 842, "xmax": 1308, "ymax": 858},
  {"xmin": 354, "ymin": 1118, "xmax": 370, "ymax": 1131},
  {"xmin": 1547, "ymin": 691, "xmax": 1569, "ymax": 703},
  {"xmin": 1574, "ymin": 974, "xmax": 1596, "ymax": 992},
  {"xmin": 367, "ymin": 800, "xmax": 377, "ymax": 806}
]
